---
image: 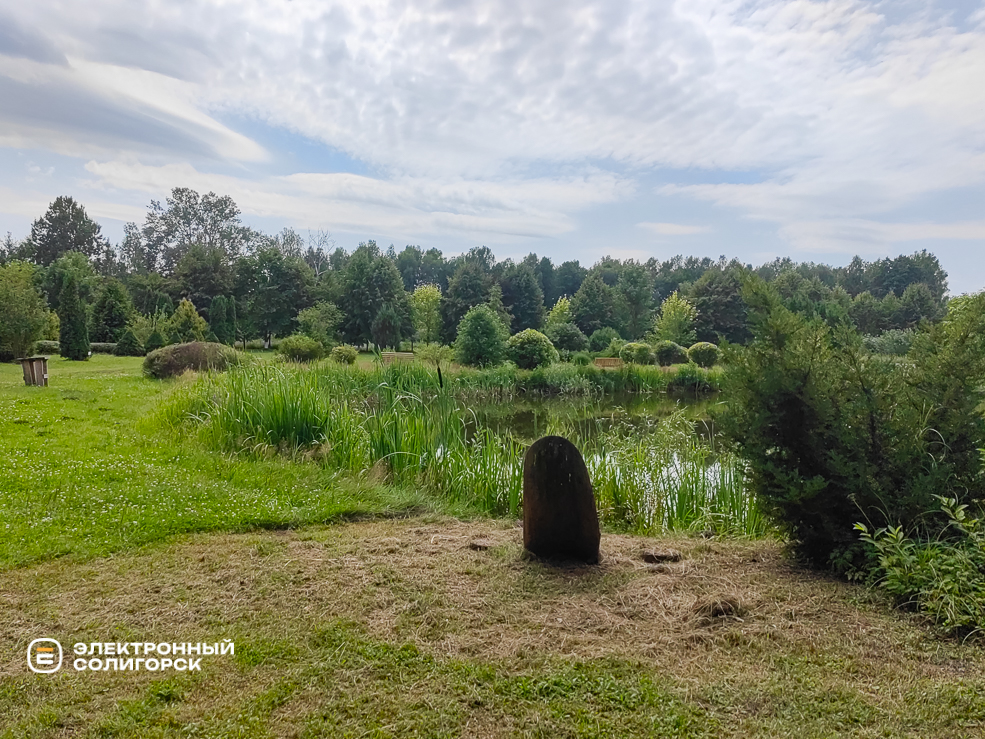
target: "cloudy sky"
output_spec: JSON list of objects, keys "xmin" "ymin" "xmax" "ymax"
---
[{"xmin": 1, "ymin": 0, "xmax": 983, "ymax": 292}]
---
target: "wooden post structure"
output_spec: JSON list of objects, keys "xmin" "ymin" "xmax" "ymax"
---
[{"xmin": 18, "ymin": 356, "xmax": 49, "ymax": 387}]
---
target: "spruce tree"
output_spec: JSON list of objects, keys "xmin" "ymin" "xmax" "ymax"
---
[
  {"xmin": 91, "ymin": 278, "xmax": 134, "ymax": 342},
  {"xmin": 113, "ymin": 327, "xmax": 145, "ymax": 356},
  {"xmin": 145, "ymin": 329, "xmax": 166, "ymax": 352},
  {"xmin": 58, "ymin": 272, "xmax": 90, "ymax": 360},
  {"xmin": 209, "ymin": 295, "xmax": 231, "ymax": 344}
]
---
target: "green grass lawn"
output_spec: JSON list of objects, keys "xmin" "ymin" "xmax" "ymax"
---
[
  {"xmin": 2, "ymin": 357, "xmax": 983, "ymax": 738},
  {"xmin": 0, "ymin": 355, "xmax": 433, "ymax": 571}
]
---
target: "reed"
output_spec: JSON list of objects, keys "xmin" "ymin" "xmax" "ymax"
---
[{"xmin": 159, "ymin": 363, "xmax": 763, "ymax": 536}]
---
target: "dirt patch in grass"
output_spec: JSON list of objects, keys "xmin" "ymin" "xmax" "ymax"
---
[{"xmin": 2, "ymin": 518, "xmax": 984, "ymax": 737}]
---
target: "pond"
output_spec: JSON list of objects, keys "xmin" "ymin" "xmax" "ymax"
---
[{"xmin": 466, "ymin": 392, "xmax": 723, "ymax": 445}]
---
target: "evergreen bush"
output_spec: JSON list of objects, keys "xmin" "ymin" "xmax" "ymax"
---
[
  {"xmin": 653, "ymin": 340, "xmax": 687, "ymax": 366},
  {"xmin": 90, "ymin": 343, "xmax": 117, "ymax": 354},
  {"xmin": 506, "ymin": 329, "xmax": 559, "ymax": 369},
  {"xmin": 145, "ymin": 329, "xmax": 167, "ymax": 353},
  {"xmin": 687, "ymin": 342, "xmax": 719, "ymax": 368},
  {"xmin": 34, "ymin": 340, "xmax": 60, "ymax": 354},
  {"xmin": 114, "ymin": 328, "xmax": 145, "ymax": 356}
]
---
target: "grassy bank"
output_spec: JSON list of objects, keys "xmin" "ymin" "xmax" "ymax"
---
[{"xmin": 0, "ymin": 356, "xmax": 437, "ymax": 571}]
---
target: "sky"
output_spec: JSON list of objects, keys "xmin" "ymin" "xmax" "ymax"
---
[{"xmin": 1, "ymin": 0, "xmax": 983, "ymax": 293}]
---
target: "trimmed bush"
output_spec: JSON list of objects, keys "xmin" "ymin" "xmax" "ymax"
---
[
  {"xmin": 455, "ymin": 304, "xmax": 508, "ymax": 367},
  {"xmin": 619, "ymin": 342, "xmax": 652, "ymax": 365},
  {"xmin": 687, "ymin": 342, "xmax": 719, "ymax": 368},
  {"xmin": 34, "ymin": 340, "xmax": 60, "ymax": 355},
  {"xmin": 143, "ymin": 342, "xmax": 242, "ymax": 379},
  {"xmin": 545, "ymin": 322, "xmax": 589, "ymax": 352},
  {"xmin": 279, "ymin": 334, "xmax": 325, "ymax": 362},
  {"xmin": 572, "ymin": 351, "xmax": 592, "ymax": 366},
  {"xmin": 330, "ymin": 344, "xmax": 358, "ymax": 365},
  {"xmin": 506, "ymin": 329, "xmax": 559, "ymax": 370},
  {"xmin": 653, "ymin": 340, "xmax": 688, "ymax": 366},
  {"xmin": 589, "ymin": 327, "xmax": 620, "ymax": 353},
  {"xmin": 90, "ymin": 343, "xmax": 117, "ymax": 354},
  {"xmin": 114, "ymin": 328, "xmax": 145, "ymax": 356}
]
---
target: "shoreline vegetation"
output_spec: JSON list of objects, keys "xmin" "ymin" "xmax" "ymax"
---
[{"xmin": 159, "ymin": 360, "xmax": 761, "ymax": 537}]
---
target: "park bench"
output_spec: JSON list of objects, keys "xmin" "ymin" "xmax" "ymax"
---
[
  {"xmin": 381, "ymin": 351, "xmax": 416, "ymax": 366},
  {"xmin": 593, "ymin": 357, "xmax": 624, "ymax": 369}
]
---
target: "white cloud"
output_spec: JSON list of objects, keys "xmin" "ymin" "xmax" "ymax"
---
[
  {"xmin": 83, "ymin": 159, "xmax": 631, "ymax": 239},
  {"xmin": 0, "ymin": 1, "xmax": 983, "ymax": 258},
  {"xmin": 637, "ymin": 222, "xmax": 710, "ymax": 236}
]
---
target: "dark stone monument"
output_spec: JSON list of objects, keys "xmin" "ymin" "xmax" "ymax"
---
[{"xmin": 522, "ymin": 435, "xmax": 600, "ymax": 564}]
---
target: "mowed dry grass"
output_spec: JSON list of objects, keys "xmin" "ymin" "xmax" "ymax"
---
[{"xmin": 2, "ymin": 517, "xmax": 984, "ymax": 738}]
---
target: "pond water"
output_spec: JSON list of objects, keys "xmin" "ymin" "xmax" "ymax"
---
[{"xmin": 466, "ymin": 392, "xmax": 723, "ymax": 445}]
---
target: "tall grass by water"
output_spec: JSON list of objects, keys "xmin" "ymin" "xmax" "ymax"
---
[{"xmin": 160, "ymin": 362, "xmax": 764, "ymax": 536}]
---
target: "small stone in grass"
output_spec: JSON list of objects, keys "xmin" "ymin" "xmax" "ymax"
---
[
  {"xmin": 469, "ymin": 539, "xmax": 496, "ymax": 551},
  {"xmin": 641, "ymin": 548, "xmax": 682, "ymax": 563}
]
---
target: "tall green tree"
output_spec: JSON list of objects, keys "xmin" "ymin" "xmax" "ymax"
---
[
  {"xmin": 455, "ymin": 304, "xmax": 508, "ymax": 367},
  {"xmin": 651, "ymin": 291, "xmax": 697, "ymax": 346},
  {"xmin": 410, "ymin": 284, "xmax": 442, "ymax": 344},
  {"xmin": 616, "ymin": 262, "xmax": 654, "ymax": 339},
  {"xmin": 338, "ymin": 242, "xmax": 410, "ymax": 346},
  {"xmin": 296, "ymin": 301, "xmax": 342, "ymax": 348},
  {"xmin": 172, "ymin": 244, "xmax": 233, "ymax": 321},
  {"xmin": 26, "ymin": 196, "xmax": 106, "ymax": 267},
  {"xmin": 689, "ymin": 267, "xmax": 750, "ymax": 344},
  {"xmin": 42, "ymin": 252, "xmax": 98, "ymax": 312},
  {"xmin": 371, "ymin": 303, "xmax": 403, "ymax": 350},
  {"xmin": 502, "ymin": 263, "xmax": 545, "ymax": 332},
  {"xmin": 553, "ymin": 260, "xmax": 587, "ymax": 301},
  {"xmin": 91, "ymin": 278, "xmax": 134, "ymax": 342},
  {"xmin": 571, "ymin": 273, "xmax": 617, "ymax": 335},
  {"xmin": 441, "ymin": 262, "xmax": 491, "ymax": 342},
  {"xmin": 0, "ymin": 262, "xmax": 49, "ymax": 358},
  {"xmin": 58, "ymin": 272, "xmax": 90, "ymax": 360},
  {"xmin": 170, "ymin": 299, "xmax": 209, "ymax": 342},
  {"xmin": 209, "ymin": 295, "xmax": 238, "ymax": 345},
  {"xmin": 237, "ymin": 245, "xmax": 314, "ymax": 346}
]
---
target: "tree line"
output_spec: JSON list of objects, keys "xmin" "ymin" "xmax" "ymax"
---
[{"xmin": 0, "ymin": 189, "xmax": 950, "ymax": 360}]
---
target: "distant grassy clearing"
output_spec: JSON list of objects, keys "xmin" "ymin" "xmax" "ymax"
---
[{"xmin": 2, "ymin": 519, "xmax": 982, "ymax": 738}]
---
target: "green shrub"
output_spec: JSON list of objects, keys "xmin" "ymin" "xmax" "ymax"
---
[
  {"xmin": 278, "ymin": 334, "xmax": 325, "ymax": 362},
  {"xmin": 330, "ymin": 344, "xmax": 358, "ymax": 365},
  {"xmin": 653, "ymin": 340, "xmax": 687, "ymax": 366},
  {"xmin": 145, "ymin": 329, "xmax": 167, "ymax": 353},
  {"xmin": 687, "ymin": 341, "xmax": 719, "ymax": 368},
  {"xmin": 113, "ymin": 328, "xmax": 145, "ymax": 356},
  {"xmin": 589, "ymin": 327, "xmax": 620, "ymax": 353},
  {"xmin": 619, "ymin": 342, "xmax": 652, "ymax": 365},
  {"xmin": 545, "ymin": 322, "xmax": 588, "ymax": 352},
  {"xmin": 90, "ymin": 342, "xmax": 117, "ymax": 354},
  {"xmin": 572, "ymin": 351, "xmax": 592, "ymax": 366},
  {"xmin": 34, "ymin": 340, "xmax": 60, "ymax": 355},
  {"xmin": 667, "ymin": 363, "xmax": 715, "ymax": 394},
  {"xmin": 507, "ymin": 329, "xmax": 559, "ymax": 369},
  {"xmin": 455, "ymin": 304, "xmax": 508, "ymax": 367},
  {"xmin": 857, "ymin": 497, "xmax": 985, "ymax": 634},
  {"xmin": 863, "ymin": 328, "xmax": 915, "ymax": 356},
  {"xmin": 720, "ymin": 283, "xmax": 985, "ymax": 572},
  {"xmin": 143, "ymin": 342, "xmax": 243, "ymax": 379}
]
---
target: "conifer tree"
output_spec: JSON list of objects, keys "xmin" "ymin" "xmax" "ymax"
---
[{"xmin": 58, "ymin": 272, "xmax": 90, "ymax": 360}]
